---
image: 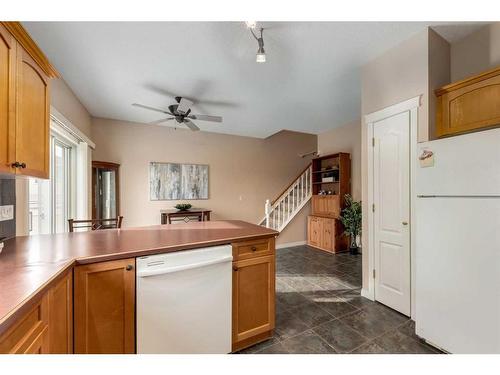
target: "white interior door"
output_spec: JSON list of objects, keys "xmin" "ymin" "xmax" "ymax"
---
[{"xmin": 373, "ymin": 111, "xmax": 411, "ymax": 316}]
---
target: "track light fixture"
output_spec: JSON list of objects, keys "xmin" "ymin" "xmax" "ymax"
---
[{"xmin": 249, "ymin": 26, "xmax": 266, "ymax": 63}]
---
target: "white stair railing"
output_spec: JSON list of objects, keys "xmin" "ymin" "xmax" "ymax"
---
[{"xmin": 259, "ymin": 164, "xmax": 312, "ymax": 232}]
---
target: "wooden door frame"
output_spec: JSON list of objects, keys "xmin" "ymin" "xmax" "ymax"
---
[{"xmin": 363, "ymin": 95, "xmax": 420, "ymax": 319}]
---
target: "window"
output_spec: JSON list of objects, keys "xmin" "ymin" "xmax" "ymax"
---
[{"xmin": 29, "ymin": 128, "xmax": 76, "ymax": 235}]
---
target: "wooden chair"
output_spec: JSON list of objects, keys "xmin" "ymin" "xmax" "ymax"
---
[{"xmin": 68, "ymin": 216, "xmax": 124, "ymax": 232}]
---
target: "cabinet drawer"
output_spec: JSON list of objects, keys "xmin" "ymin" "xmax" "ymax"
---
[
  {"xmin": 0, "ymin": 294, "xmax": 49, "ymax": 354},
  {"xmin": 232, "ymin": 238, "xmax": 274, "ymax": 261}
]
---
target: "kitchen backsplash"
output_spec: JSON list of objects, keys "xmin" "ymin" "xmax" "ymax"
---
[{"xmin": 0, "ymin": 179, "xmax": 16, "ymax": 240}]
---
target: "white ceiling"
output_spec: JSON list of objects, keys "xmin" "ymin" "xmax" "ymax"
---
[{"xmin": 23, "ymin": 22, "xmax": 486, "ymax": 138}]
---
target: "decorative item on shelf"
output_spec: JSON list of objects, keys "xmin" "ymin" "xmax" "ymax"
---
[
  {"xmin": 339, "ymin": 195, "xmax": 362, "ymax": 255},
  {"xmin": 322, "ymin": 176, "xmax": 334, "ymax": 182},
  {"xmin": 174, "ymin": 203, "xmax": 192, "ymax": 211}
]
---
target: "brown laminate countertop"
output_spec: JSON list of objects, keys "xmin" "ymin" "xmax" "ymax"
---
[{"xmin": 0, "ymin": 220, "xmax": 278, "ymax": 334}]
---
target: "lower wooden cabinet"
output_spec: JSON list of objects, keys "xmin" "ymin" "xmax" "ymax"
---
[
  {"xmin": 307, "ymin": 215, "xmax": 322, "ymax": 248},
  {"xmin": 232, "ymin": 239, "xmax": 275, "ymax": 352},
  {"xmin": 48, "ymin": 271, "xmax": 73, "ymax": 353},
  {"xmin": 2, "ymin": 239, "xmax": 277, "ymax": 354},
  {"xmin": 74, "ymin": 258, "xmax": 136, "ymax": 354},
  {"xmin": 0, "ymin": 290, "xmax": 49, "ymax": 354},
  {"xmin": 307, "ymin": 215, "xmax": 347, "ymax": 253},
  {"xmin": 0, "ymin": 269, "xmax": 73, "ymax": 354}
]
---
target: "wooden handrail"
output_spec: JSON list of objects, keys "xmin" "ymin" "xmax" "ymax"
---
[{"xmin": 271, "ymin": 163, "xmax": 312, "ymax": 205}]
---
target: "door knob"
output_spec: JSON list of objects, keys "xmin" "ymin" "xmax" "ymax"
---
[
  {"xmin": 11, "ymin": 162, "xmax": 21, "ymax": 168},
  {"xmin": 126, "ymin": 265, "xmax": 133, "ymax": 271},
  {"xmin": 402, "ymin": 221, "xmax": 408, "ymax": 226}
]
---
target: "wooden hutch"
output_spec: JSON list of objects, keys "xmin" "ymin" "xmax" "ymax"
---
[{"xmin": 307, "ymin": 152, "xmax": 350, "ymax": 253}]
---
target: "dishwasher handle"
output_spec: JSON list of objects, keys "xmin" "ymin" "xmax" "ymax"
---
[{"xmin": 137, "ymin": 255, "xmax": 233, "ymax": 278}]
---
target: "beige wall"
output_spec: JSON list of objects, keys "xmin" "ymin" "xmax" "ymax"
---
[
  {"xmin": 451, "ymin": 23, "xmax": 500, "ymax": 81},
  {"xmin": 317, "ymin": 120, "xmax": 361, "ymax": 201},
  {"xmin": 359, "ymin": 28, "xmax": 451, "ymax": 291},
  {"xmin": 428, "ymin": 29, "xmax": 451, "ymax": 138},
  {"xmin": 51, "ymin": 78, "xmax": 92, "ymax": 138},
  {"xmin": 91, "ymin": 118, "xmax": 317, "ymax": 245}
]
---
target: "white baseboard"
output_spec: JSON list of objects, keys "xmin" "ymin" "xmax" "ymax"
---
[
  {"xmin": 361, "ymin": 288, "xmax": 374, "ymax": 301},
  {"xmin": 276, "ymin": 240, "xmax": 307, "ymax": 249}
]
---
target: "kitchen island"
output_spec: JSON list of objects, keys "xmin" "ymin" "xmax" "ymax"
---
[{"xmin": 0, "ymin": 220, "xmax": 278, "ymax": 354}]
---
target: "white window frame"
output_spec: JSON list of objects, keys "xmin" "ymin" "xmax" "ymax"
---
[
  {"xmin": 50, "ymin": 107, "xmax": 95, "ymax": 222},
  {"xmin": 50, "ymin": 131, "xmax": 76, "ymax": 233}
]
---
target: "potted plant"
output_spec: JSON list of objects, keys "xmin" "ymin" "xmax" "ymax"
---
[{"xmin": 339, "ymin": 195, "xmax": 362, "ymax": 255}]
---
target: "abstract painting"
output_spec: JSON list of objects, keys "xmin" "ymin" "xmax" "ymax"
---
[{"xmin": 150, "ymin": 162, "xmax": 208, "ymax": 200}]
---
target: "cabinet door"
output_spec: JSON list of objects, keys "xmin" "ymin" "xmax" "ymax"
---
[
  {"xmin": 74, "ymin": 258, "xmax": 136, "ymax": 354},
  {"xmin": 48, "ymin": 271, "xmax": 73, "ymax": 354},
  {"xmin": 0, "ymin": 294, "xmax": 49, "ymax": 354},
  {"xmin": 308, "ymin": 216, "xmax": 322, "ymax": 247},
  {"xmin": 321, "ymin": 218, "xmax": 334, "ymax": 252},
  {"xmin": 437, "ymin": 76, "xmax": 500, "ymax": 138},
  {"xmin": 15, "ymin": 44, "xmax": 50, "ymax": 178},
  {"xmin": 0, "ymin": 24, "xmax": 15, "ymax": 174},
  {"xmin": 23, "ymin": 326, "xmax": 49, "ymax": 354},
  {"xmin": 232, "ymin": 255, "xmax": 275, "ymax": 348}
]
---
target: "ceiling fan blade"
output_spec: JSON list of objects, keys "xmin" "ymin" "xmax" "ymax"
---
[
  {"xmin": 183, "ymin": 119, "xmax": 200, "ymax": 131},
  {"xmin": 188, "ymin": 114, "xmax": 223, "ymax": 123},
  {"xmin": 149, "ymin": 117, "xmax": 175, "ymax": 125},
  {"xmin": 132, "ymin": 103, "xmax": 173, "ymax": 115},
  {"xmin": 176, "ymin": 98, "xmax": 194, "ymax": 115}
]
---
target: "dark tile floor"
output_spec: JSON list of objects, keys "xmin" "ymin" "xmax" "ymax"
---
[{"xmin": 238, "ymin": 245, "xmax": 441, "ymax": 354}]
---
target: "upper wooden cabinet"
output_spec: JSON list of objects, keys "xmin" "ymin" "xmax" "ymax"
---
[
  {"xmin": 0, "ymin": 24, "xmax": 16, "ymax": 175},
  {"xmin": 0, "ymin": 22, "xmax": 58, "ymax": 178},
  {"xmin": 74, "ymin": 258, "xmax": 136, "ymax": 354},
  {"xmin": 15, "ymin": 45, "xmax": 50, "ymax": 178},
  {"xmin": 436, "ymin": 66, "xmax": 500, "ymax": 138},
  {"xmin": 311, "ymin": 195, "xmax": 341, "ymax": 218}
]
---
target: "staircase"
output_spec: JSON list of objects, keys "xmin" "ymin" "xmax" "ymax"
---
[{"xmin": 259, "ymin": 164, "xmax": 312, "ymax": 232}]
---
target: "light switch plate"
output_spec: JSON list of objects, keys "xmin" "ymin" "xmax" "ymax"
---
[{"xmin": 0, "ymin": 205, "xmax": 14, "ymax": 221}]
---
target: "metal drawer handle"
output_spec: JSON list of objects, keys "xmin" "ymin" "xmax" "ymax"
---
[{"xmin": 126, "ymin": 264, "xmax": 133, "ymax": 271}]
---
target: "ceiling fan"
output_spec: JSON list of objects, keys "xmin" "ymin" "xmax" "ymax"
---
[{"xmin": 132, "ymin": 97, "xmax": 223, "ymax": 131}]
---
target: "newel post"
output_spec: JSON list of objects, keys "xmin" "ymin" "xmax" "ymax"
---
[{"xmin": 265, "ymin": 199, "xmax": 271, "ymax": 228}]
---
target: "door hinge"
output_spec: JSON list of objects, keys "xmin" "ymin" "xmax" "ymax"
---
[
  {"xmin": 372, "ymin": 137, "xmax": 375, "ymax": 147},
  {"xmin": 372, "ymin": 203, "xmax": 375, "ymax": 212},
  {"xmin": 373, "ymin": 269, "xmax": 376, "ymax": 279}
]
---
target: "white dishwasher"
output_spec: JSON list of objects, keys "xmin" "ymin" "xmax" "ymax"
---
[{"xmin": 136, "ymin": 245, "xmax": 233, "ymax": 354}]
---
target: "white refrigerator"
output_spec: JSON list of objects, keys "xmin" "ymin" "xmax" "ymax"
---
[{"xmin": 415, "ymin": 128, "xmax": 500, "ymax": 354}]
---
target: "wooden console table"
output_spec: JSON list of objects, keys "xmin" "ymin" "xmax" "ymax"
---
[{"xmin": 160, "ymin": 209, "xmax": 212, "ymax": 224}]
